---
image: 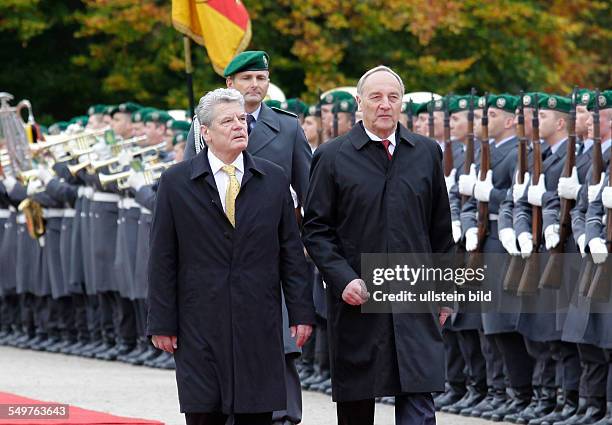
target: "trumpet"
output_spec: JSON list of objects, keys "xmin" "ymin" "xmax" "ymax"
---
[
  {"xmin": 99, "ymin": 161, "xmax": 174, "ymax": 189},
  {"xmin": 30, "ymin": 128, "xmax": 107, "ymax": 154},
  {"xmin": 68, "ymin": 161, "xmax": 92, "ymax": 176},
  {"xmin": 90, "ymin": 142, "xmax": 165, "ymax": 171}
]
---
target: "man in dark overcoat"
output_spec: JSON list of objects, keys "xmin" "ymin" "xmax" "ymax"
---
[
  {"xmin": 302, "ymin": 65, "xmax": 454, "ymax": 425},
  {"xmin": 147, "ymin": 88, "xmax": 315, "ymax": 425}
]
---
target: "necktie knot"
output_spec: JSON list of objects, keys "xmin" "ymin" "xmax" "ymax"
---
[
  {"xmin": 222, "ymin": 164, "xmax": 236, "ymax": 177},
  {"xmin": 247, "ymin": 114, "xmax": 255, "ymax": 134},
  {"xmin": 380, "ymin": 139, "xmax": 392, "ymax": 160}
]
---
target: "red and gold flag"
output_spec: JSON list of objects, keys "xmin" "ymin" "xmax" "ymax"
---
[{"xmin": 172, "ymin": 0, "xmax": 252, "ymax": 75}]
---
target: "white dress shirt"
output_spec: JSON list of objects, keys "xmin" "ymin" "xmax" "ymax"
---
[
  {"xmin": 363, "ymin": 126, "xmax": 397, "ymax": 155},
  {"xmin": 208, "ymin": 149, "xmax": 244, "ymax": 213}
]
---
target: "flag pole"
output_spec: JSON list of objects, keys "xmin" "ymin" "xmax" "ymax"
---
[{"xmin": 183, "ymin": 36, "xmax": 195, "ymax": 118}]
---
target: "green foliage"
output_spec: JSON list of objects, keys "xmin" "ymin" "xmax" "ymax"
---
[{"xmin": 0, "ymin": 0, "xmax": 609, "ymax": 124}]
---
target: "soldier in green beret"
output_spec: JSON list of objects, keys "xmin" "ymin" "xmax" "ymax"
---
[
  {"xmin": 87, "ymin": 104, "xmax": 108, "ymax": 130},
  {"xmin": 264, "ymin": 99, "xmax": 282, "ymax": 109},
  {"xmin": 173, "ymin": 131, "xmax": 188, "ymax": 163},
  {"xmin": 143, "ymin": 110, "xmax": 174, "ymax": 159},
  {"xmin": 110, "ymin": 102, "xmax": 140, "ymax": 139},
  {"xmin": 414, "ymin": 101, "xmax": 430, "ymax": 137},
  {"xmin": 302, "ymin": 105, "xmax": 322, "ymax": 152},
  {"xmin": 320, "ymin": 91, "xmax": 354, "ymax": 141},
  {"xmin": 331, "ymin": 97, "xmax": 357, "ymax": 137},
  {"xmin": 281, "ymin": 98, "xmax": 308, "ymax": 124}
]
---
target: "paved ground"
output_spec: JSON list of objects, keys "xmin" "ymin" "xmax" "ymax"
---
[{"xmin": 0, "ymin": 346, "xmax": 491, "ymax": 425}]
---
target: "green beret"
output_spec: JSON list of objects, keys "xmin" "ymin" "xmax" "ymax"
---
[
  {"xmin": 264, "ymin": 99, "xmax": 282, "ymax": 109},
  {"xmin": 281, "ymin": 98, "xmax": 308, "ymax": 115},
  {"xmin": 173, "ymin": 131, "xmax": 188, "ymax": 146},
  {"xmin": 487, "ymin": 94, "xmax": 518, "ymax": 113},
  {"xmin": 587, "ymin": 90, "xmax": 612, "ymax": 111},
  {"xmin": 401, "ymin": 101, "xmax": 423, "ymax": 115},
  {"xmin": 537, "ymin": 94, "xmax": 571, "ymax": 114},
  {"xmin": 414, "ymin": 102, "xmax": 429, "ymax": 115},
  {"xmin": 223, "ymin": 51, "xmax": 269, "ymax": 78},
  {"xmin": 427, "ymin": 98, "xmax": 445, "ymax": 113},
  {"xmin": 69, "ymin": 116, "xmax": 89, "ymax": 127},
  {"xmin": 332, "ymin": 97, "xmax": 357, "ymax": 114},
  {"xmin": 132, "ymin": 107, "xmax": 157, "ymax": 123},
  {"xmin": 520, "ymin": 92, "xmax": 543, "ymax": 108},
  {"xmin": 448, "ymin": 95, "xmax": 479, "ymax": 114},
  {"xmin": 112, "ymin": 101, "xmax": 141, "ymax": 116},
  {"xmin": 304, "ymin": 105, "xmax": 319, "ymax": 117},
  {"xmin": 575, "ymin": 89, "xmax": 595, "ymax": 107},
  {"xmin": 87, "ymin": 104, "xmax": 107, "ymax": 116},
  {"xmin": 320, "ymin": 90, "xmax": 354, "ymax": 105},
  {"xmin": 143, "ymin": 110, "xmax": 172, "ymax": 125},
  {"xmin": 168, "ymin": 120, "xmax": 191, "ymax": 132}
]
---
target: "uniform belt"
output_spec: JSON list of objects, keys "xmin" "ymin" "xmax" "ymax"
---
[
  {"xmin": 43, "ymin": 208, "xmax": 66, "ymax": 218},
  {"xmin": 119, "ymin": 197, "xmax": 139, "ymax": 210},
  {"xmin": 489, "ymin": 214, "xmax": 499, "ymax": 221},
  {"xmin": 92, "ymin": 192, "xmax": 120, "ymax": 203},
  {"xmin": 140, "ymin": 206, "xmax": 152, "ymax": 215},
  {"xmin": 63, "ymin": 209, "xmax": 76, "ymax": 218},
  {"xmin": 16, "ymin": 214, "xmax": 26, "ymax": 224},
  {"xmin": 0, "ymin": 210, "xmax": 10, "ymax": 219}
]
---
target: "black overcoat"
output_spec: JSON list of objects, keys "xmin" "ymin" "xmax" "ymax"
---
[
  {"xmin": 302, "ymin": 122, "xmax": 454, "ymax": 402},
  {"xmin": 146, "ymin": 148, "xmax": 315, "ymax": 414}
]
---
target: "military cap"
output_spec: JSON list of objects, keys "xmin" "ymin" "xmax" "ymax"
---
[
  {"xmin": 143, "ymin": 110, "xmax": 172, "ymax": 125},
  {"xmin": 281, "ymin": 98, "xmax": 308, "ymax": 116},
  {"xmin": 537, "ymin": 94, "xmax": 572, "ymax": 113},
  {"xmin": 109, "ymin": 102, "xmax": 141, "ymax": 116},
  {"xmin": 414, "ymin": 102, "xmax": 429, "ymax": 115},
  {"xmin": 173, "ymin": 131, "xmax": 188, "ymax": 146},
  {"xmin": 448, "ymin": 95, "xmax": 479, "ymax": 114},
  {"xmin": 320, "ymin": 90, "xmax": 354, "ymax": 106},
  {"xmin": 575, "ymin": 89, "xmax": 595, "ymax": 107},
  {"xmin": 105, "ymin": 105, "xmax": 116, "ymax": 115},
  {"xmin": 587, "ymin": 90, "xmax": 612, "ymax": 111},
  {"xmin": 304, "ymin": 104, "xmax": 319, "ymax": 117},
  {"xmin": 132, "ymin": 107, "xmax": 157, "ymax": 123},
  {"xmin": 332, "ymin": 97, "xmax": 357, "ymax": 114},
  {"xmin": 264, "ymin": 99, "xmax": 282, "ymax": 109},
  {"xmin": 69, "ymin": 116, "xmax": 89, "ymax": 127},
  {"xmin": 401, "ymin": 101, "xmax": 423, "ymax": 115},
  {"xmin": 427, "ymin": 98, "xmax": 445, "ymax": 113},
  {"xmin": 223, "ymin": 51, "xmax": 269, "ymax": 78},
  {"xmin": 168, "ymin": 120, "xmax": 191, "ymax": 132},
  {"xmin": 87, "ymin": 104, "xmax": 107, "ymax": 116},
  {"xmin": 520, "ymin": 92, "xmax": 544, "ymax": 108},
  {"xmin": 487, "ymin": 94, "xmax": 518, "ymax": 113}
]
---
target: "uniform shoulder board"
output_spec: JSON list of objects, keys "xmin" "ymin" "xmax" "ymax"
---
[{"xmin": 270, "ymin": 106, "xmax": 298, "ymax": 118}]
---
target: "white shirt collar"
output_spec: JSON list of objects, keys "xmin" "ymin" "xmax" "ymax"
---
[
  {"xmin": 249, "ymin": 104, "xmax": 262, "ymax": 121},
  {"xmin": 208, "ymin": 149, "xmax": 244, "ymax": 175},
  {"xmin": 582, "ymin": 138, "xmax": 593, "ymax": 152},
  {"xmin": 493, "ymin": 135, "xmax": 514, "ymax": 147},
  {"xmin": 362, "ymin": 125, "xmax": 396, "ymax": 147}
]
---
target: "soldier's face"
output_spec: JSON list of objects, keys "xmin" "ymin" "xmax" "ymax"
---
[
  {"xmin": 586, "ymin": 109, "xmax": 612, "ymax": 140},
  {"xmin": 227, "ymin": 71, "xmax": 270, "ymax": 106},
  {"xmin": 144, "ymin": 122, "xmax": 165, "ymax": 145},
  {"xmin": 320, "ymin": 104, "xmax": 333, "ymax": 133},
  {"xmin": 538, "ymin": 110, "xmax": 566, "ymax": 141},
  {"xmin": 415, "ymin": 113, "xmax": 428, "ymax": 136},
  {"xmin": 132, "ymin": 122, "xmax": 145, "ymax": 137},
  {"xmin": 512, "ymin": 108, "xmax": 534, "ymax": 139},
  {"xmin": 302, "ymin": 116, "xmax": 320, "ymax": 145},
  {"xmin": 111, "ymin": 112, "xmax": 132, "ymax": 139},
  {"xmin": 86, "ymin": 114, "xmax": 106, "ymax": 130},
  {"xmin": 487, "ymin": 108, "xmax": 514, "ymax": 140},
  {"xmin": 399, "ymin": 114, "xmax": 408, "ymax": 127},
  {"xmin": 450, "ymin": 111, "xmax": 469, "ymax": 142},
  {"xmin": 201, "ymin": 102, "xmax": 248, "ymax": 158},
  {"xmin": 357, "ymin": 71, "xmax": 402, "ymax": 138},
  {"xmin": 337, "ymin": 112, "xmax": 353, "ymax": 136},
  {"xmin": 576, "ymin": 106, "xmax": 590, "ymax": 138}
]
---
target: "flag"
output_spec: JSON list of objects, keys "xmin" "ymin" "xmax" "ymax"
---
[{"xmin": 172, "ymin": 0, "xmax": 252, "ymax": 76}]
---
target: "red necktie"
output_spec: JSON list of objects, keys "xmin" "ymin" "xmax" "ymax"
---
[{"xmin": 381, "ymin": 139, "xmax": 392, "ymax": 160}]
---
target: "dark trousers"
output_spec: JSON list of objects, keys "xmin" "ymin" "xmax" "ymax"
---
[
  {"xmin": 481, "ymin": 332, "xmax": 506, "ymax": 391},
  {"xmin": 19, "ymin": 293, "xmax": 35, "ymax": 333},
  {"xmin": 98, "ymin": 291, "xmax": 116, "ymax": 342},
  {"xmin": 315, "ymin": 315, "xmax": 330, "ymax": 371},
  {"xmin": 524, "ymin": 338, "xmax": 556, "ymax": 388},
  {"xmin": 86, "ymin": 295, "xmax": 101, "ymax": 341},
  {"xmin": 457, "ymin": 329, "xmax": 488, "ymax": 392},
  {"xmin": 0, "ymin": 291, "xmax": 20, "ymax": 330},
  {"xmin": 134, "ymin": 298, "xmax": 147, "ymax": 339},
  {"xmin": 493, "ymin": 332, "xmax": 534, "ymax": 389},
  {"xmin": 577, "ymin": 343, "xmax": 607, "ymax": 399},
  {"xmin": 443, "ymin": 329, "xmax": 467, "ymax": 392},
  {"xmin": 72, "ymin": 293, "xmax": 89, "ymax": 341},
  {"xmin": 551, "ymin": 341, "xmax": 580, "ymax": 392},
  {"xmin": 337, "ymin": 393, "xmax": 435, "ymax": 425},
  {"xmin": 114, "ymin": 293, "xmax": 137, "ymax": 344},
  {"xmin": 185, "ymin": 412, "xmax": 271, "ymax": 425}
]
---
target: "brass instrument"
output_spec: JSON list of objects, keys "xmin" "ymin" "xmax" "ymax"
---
[
  {"xmin": 90, "ymin": 142, "xmax": 165, "ymax": 171},
  {"xmin": 30, "ymin": 128, "xmax": 106, "ymax": 154},
  {"xmin": 99, "ymin": 161, "xmax": 175, "ymax": 189},
  {"xmin": 18, "ymin": 198, "xmax": 45, "ymax": 239}
]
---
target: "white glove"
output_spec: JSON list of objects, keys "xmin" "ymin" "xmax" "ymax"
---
[
  {"xmin": 36, "ymin": 167, "xmax": 53, "ymax": 185},
  {"xmin": 512, "ymin": 171, "xmax": 531, "ymax": 203},
  {"xmin": 517, "ymin": 232, "xmax": 533, "ymax": 258},
  {"xmin": 465, "ymin": 227, "xmax": 478, "ymax": 252},
  {"xmin": 544, "ymin": 224, "xmax": 560, "ymax": 250},
  {"xmin": 289, "ymin": 185, "xmax": 299, "ymax": 209},
  {"xmin": 587, "ymin": 172, "xmax": 606, "ymax": 203},
  {"xmin": 527, "ymin": 174, "xmax": 546, "ymax": 206},
  {"xmin": 26, "ymin": 179, "xmax": 42, "ymax": 195},
  {"xmin": 93, "ymin": 141, "xmax": 112, "ymax": 160},
  {"xmin": 589, "ymin": 237, "xmax": 608, "ymax": 264},
  {"xmin": 458, "ymin": 164, "xmax": 477, "ymax": 196},
  {"xmin": 557, "ymin": 166, "xmax": 581, "ymax": 200},
  {"xmin": 603, "ymin": 186, "xmax": 612, "ymax": 210},
  {"xmin": 117, "ymin": 150, "xmax": 132, "ymax": 167},
  {"xmin": 127, "ymin": 172, "xmax": 146, "ymax": 191},
  {"xmin": 444, "ymin": 169, "xmax": 457, "ymax": 195},
  {"xmin": 474, "ymin": 170, "xmax": 493, "ymax": 202},
  {"xmin": 452, "ymin": 220, "xmax": 462, "ymax": 243},
  {"xmin": 577, "ymin": 234, "xmax": 586, "ymax": 258},
  {"xmin": 499, "ymin": 227, "xmax": 519, "ymax": 256},
  {"xmin": 3, "ymin": 176, "xmax": 17, "ymax": 193}
]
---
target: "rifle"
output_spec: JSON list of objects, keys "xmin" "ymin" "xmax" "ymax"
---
[
  {"xmin": 539, "ymin": 88, "xmax": 578, "ymax": 289},
  {"xmin": 443, "ymin": 96, "xmax": 454, "ymax": 177},
  {"xmin": 407, "ymin": 99, "xmax": 414, "ymax": 131},
  {"xmin": 428, "ymin": 94, "xmax": 435, "ymax": 139},
  {"xmin": 462, "ymin": 88, "xmax": 476, "ymax": 206},
  {"xmin": 588, "ymin": 93, "xmax": 612, "ymax": 301},
  {"xmin": 503, "ymin": 90, "xmax": 529, "ymax": 293},
  {"xmin": 517, "ymin": 93, "xmax": 543, "ymax": 295},
  {"xmin": 579, "ymin": 89, "xmax": 603, "ymax": 297},
  {"xmin": 467, "ymin": 93, "xmax": 490, "ymax": 268}
]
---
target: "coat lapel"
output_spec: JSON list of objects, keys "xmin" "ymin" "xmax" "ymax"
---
[
  {"xmin": 190, "ymin": 148, "xmax": 230, "ymax": 223},
  {"xmin": 490, "ymin": 137, "xmax": 518, "ymax": 169},
  {"xmin": 542, "ymin": 139, "xmax": 568, "ymax": 173},
  {"xmin": 247, "ymin": 104, "xmax": 280, "ymax": 155}
]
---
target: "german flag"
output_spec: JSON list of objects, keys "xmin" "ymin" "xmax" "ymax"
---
[{"xmin": 172, "ymin": 0, "xmax": 252, "ymax": 76}]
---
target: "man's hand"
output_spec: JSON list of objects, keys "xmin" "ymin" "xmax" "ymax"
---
[
  {"xmin": 527, "ymin": 175, "xmax": 546, "ymax": 207},
  {"xmin": 517, "ymin": 232, "xmax": 533, "ymax": 259},
  {"xmin": 439, "ymin": 306, "xmax": 453, "ymax": 326},
  {"xmin": 474, "ymin": 170, "xmax": 494, "ymax": 203},
  {"xmin": 499, "ymin": 227, "xmax": 519, "ymax": 256},
  {"xmin": 452, "ymin": 220, "xmax": 462, "ymax": 243},
  {"xmin": 458, "ymin": 164, "xmax": 477, "ymax": 196},
  {"xmin": 602, "ymin": 186, "xmax": 612, "ymax": 209},
  {"xmin": 444, "ymin": 169, "xmax": 456, "ymax": 195},
  {"xmin": 558, "ymin": 167, "xmax": 581, "ymax": 200},
  {"xmin": 290, "ymin": 325, "xmax": 313, "ymax": 348},
  {"xmin": 544, "ymin": 224, "xmax": 560, "ymax": 250},
  {"xmin": 588, "ymin": 173, "xmax": 606, "ymax": 203},
  {"xmin": 151, "ymin": 335, "xmax": 178, "ymax": 353},
  {"xmin": 465, "ymin": 227, "xmax": 478, "ymax": 252},
  {"xmin": 342, "ymin": 279, "xmax": 370, "ymax": 306},
  {"xmin": 513, "ymin": 171, "xmax": 531, "ymax": 203}
]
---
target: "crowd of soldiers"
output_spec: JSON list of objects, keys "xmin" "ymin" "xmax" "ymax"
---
[{"xmin": 1, "ymin": 85, "xmax": 612, "ymax": 425}]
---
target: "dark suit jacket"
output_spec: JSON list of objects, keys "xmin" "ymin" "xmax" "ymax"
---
[
  {"xmin": 147, "ymin": 148, "xmax": 315, "ymax": 414},
  {"xmin": 184, "ymin": 103, "xmax": 312, "ymax": 204}
]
